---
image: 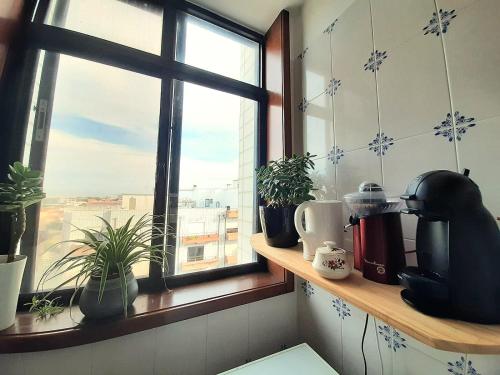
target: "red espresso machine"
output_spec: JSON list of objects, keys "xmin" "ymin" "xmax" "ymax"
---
[{"xmin": 344, "ymin": 182, "xmax": 406, "ymax": 284}]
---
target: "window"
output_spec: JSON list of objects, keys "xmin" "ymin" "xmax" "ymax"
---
[
  {"xmin": 45, "ymin": 0, "xmax": 163, "ymax": 55},
  {"xmin": 187, "ymin": 246, "xmax": 204, "ymax": 262},
  {"xmin": 176, "ymin": 13, "xmax": 260, "ymax": 85},
  {"xmin": 170, "ymin": 81, "xmax": 257, "ymax": 275},
  {"xmin": 23, "ymin": 53, "xmax": 161, "ymax": 290},
  {"xmin": 8, "ymin": 0, "xmax": 266, "ymax": 296}
]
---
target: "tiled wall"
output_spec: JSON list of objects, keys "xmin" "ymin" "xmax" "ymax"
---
[
  {"xmin": 293, "ymin": 0, "xmax": 500, "ymax": 374},
  {"xmin": 297, "ymin": 277, "xmax": 499, "ymax": 375},
  {"xmin": 0, "ymin": 292, "xmax": 298, "ymax": 375},
  {"xmin": 294, "ymin": 0, "xmax": 500, "ymax": 255}
]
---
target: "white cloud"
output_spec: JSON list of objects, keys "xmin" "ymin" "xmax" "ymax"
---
[
  {"xmin": 42, "ymin": 130, "xmax": 238, "ymax": 197},
  {"xmin": 43, "ymin": 130, "xmax": 157, "ymax": 197},
  {"xmin": 53, "ymin": 55, "xmax": 161, "ymax": 138},
  {"xmin": 179, "ymin": 157, "xmax": 238, "ymax": 190}
]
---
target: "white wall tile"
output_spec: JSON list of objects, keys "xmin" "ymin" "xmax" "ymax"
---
[
  {"xmin": 331, "ymin": 0, "xmax": 380, "ymax": 151},
  {"xmin": 303, "ymin": 92, "xmax": 334, "ymax": 158},
  {"xmin": 436, "ymin": 0, "xmax": 480, "ymax": 14},
  {"xmin": 371, "ymin": 0, "xmax": 436, "ymax": 50},
  {"xmin": 404, "ymin": 239, "xmax": 417, "ymax": 267},
  {"xmin": 382, "ymin": 130, "xmax": 458, "ymax": 198},
  {"xmin": 0, "ymin": 353, "xmax": 25, "ymax": 375},
  {"xmin": 456, "ymin": 116, "xmax": 500, "ymax": 220},
  {"xmin": 336, "ymin": 147, "xmax": 382, "ymax": 199},
  {"xmin": 297, "ymin": 278, "xmax": 343, "ymax": 373},
  {"xmin": 466, "ymin": 354, "xmax": 500, "ymax": 375},
  {"xmin": 382, "ymin": 132, "xmax": 458, "ymax": 239},
  {"xmin": 248, "ymin": 292, "xmax": 298, "ymax": 361},
  {"xmin": 24, "ymin": 345, "xmax": 92, "ymax": 375},
  {"xmin": 155, "ymin": 316, "xmax": 207, "ymax": 375},
  {"xmin": 302, "ymin": 32, "xmax": 332, "ymax": 100},
  {"xmin": 342, "ymin": 304, "xmax": 384, "ymax": 375},
  {"xmin": 206, "ymin": 305, "xmax": 249, "ymax": 375},
  {"xmin": 309, "ymin": 156, "xmax": 337, "ymax": 200},
  {"xmin": 443, "ymin": 0, "xmax": 500, "ymax": 123},
  {"xmin": 376, "ymin": 33, "xmax": 452, "ymax": 140},
  {"xmin": 91, "ymin": 329, "xmax": 156, "ymax": 375},
  {"xmin": 392, "ymin": 344, "xmax": 451, "ymax": 374},
  {"xmin": 302, "ymin": 0, "xmax": 356, "ymax": 48}
]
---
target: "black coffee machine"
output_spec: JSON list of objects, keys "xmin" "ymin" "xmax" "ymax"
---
[{"xmin": 398, "ymin": 169, "xmax": 500, "ymax": 323}]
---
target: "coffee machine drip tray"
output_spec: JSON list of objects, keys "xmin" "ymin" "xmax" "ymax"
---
[
  {"xmin": 398, "ymin": 266, "xmax": 453, "ymax": 318},
  {"xmin": 400, "ymin": 289, "xmax": 452, "ymax": 318}
]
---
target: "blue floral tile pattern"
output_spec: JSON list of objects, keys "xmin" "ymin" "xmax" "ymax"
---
[
  {"xmin": 377, "ymin": 324, "xmax": 407, "ymax": 353},
  {"xmin": 466, "ymin": 359, "xmax": 481, "ymax": 375},
  {"xmin": 297, "ymin": 47, "xmax": 309, "ymax": 60},
  {"xmin": 454, "ymin": 112, "xmax": 476, "ymax": 140},
  {"xmin": 423, "ymin": 9, "xmax": 457, "ymax": 36},
  {"xmin": 323, "ymin": 19, "xmax": 338, "ymax": 34},
  {"xmin": 332, "ymin": 297, "xmax": 351, "ymax": 319},
  {"xmin": 434, "ymin": 111, "xmax": 476, "ymax": 142},
  {"xmin": 326, "ymin": 78, "xmax": 342, "ymax": 96},
  {"xmin": 327, "ymin": 146, "xmax": 344, "ymax": 165},
  {"xmin": 368, "ymin": 132, "xmax": 394, "ymax": 156},
  {"xmin": 298, "ymin": 98, "xmax": 309, "ymax": 113},
  {"xmin": 447, "ymin": 356, "xmax": 465, "ymax": 375},
  {"xmin": 364, "ymin": 50, "xmax": 388, "ymax": 72},
  {"xmin": 301, "ymin": 281, "xmax": 314, "ymax": 297}
]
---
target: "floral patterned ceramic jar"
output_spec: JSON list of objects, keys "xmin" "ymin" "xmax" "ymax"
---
[{"xmin": 312, "ymin": 241, "xmax": 351, "ymax": 280}]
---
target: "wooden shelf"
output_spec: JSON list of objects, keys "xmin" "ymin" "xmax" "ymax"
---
[{"xmin": 251, "ymin": 233, "xmax": 500, "ymax": 354}]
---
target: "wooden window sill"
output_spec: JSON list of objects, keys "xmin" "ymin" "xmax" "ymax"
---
[{"xmin": 0, "ymin": 262, "xmax": 293, "ymax": 353}]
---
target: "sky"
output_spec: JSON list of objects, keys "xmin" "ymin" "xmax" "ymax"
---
[{"xmin": 29, "ymin": 0, "xmax": 258, "ymax": 197}]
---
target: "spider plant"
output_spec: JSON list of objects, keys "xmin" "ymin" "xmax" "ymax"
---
[
  {"xmin": 25, "ymin": 296, "xmax": 64, "ymax": 319},
  {"xmin": 39, "ymin": 214, "xmax": 167, "ymax": 317}
]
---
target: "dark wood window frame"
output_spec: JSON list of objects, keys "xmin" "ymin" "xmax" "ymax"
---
[
  {"xmin": 1, "ymin": 0, "xmax": 271, "ymax": 300},
  {"xmin": 0, "ymin": 1, "xmax": 294, "ymax": 351}
]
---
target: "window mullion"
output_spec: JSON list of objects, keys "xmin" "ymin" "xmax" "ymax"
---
[{"xmin": 151, "ymin": 4, "xmax": 179, "ymax": 279}]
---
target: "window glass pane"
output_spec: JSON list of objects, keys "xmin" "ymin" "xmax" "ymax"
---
[
  {"xmin": 23, "ymin": 52, "xmax": 160, "ymax": 291},
  {"xmin": 171, "ymin": 81, "xmax": 257, "ymax": 275},
  {"xmin": 176, "ymin": 13, "xmax": 260, "ymax": 86},
  {"xmin": 45, "ymin": 0, "xmax": 163, "ymax": 55}
]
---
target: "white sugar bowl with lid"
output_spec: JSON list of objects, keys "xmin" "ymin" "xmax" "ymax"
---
[{"xmin": 312, "ymin": 241, "xmax": 352, "ymax": 280}]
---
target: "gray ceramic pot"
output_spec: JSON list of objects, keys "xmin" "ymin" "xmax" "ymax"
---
[{"xmin": 79, "ymin": 271, "xmax": 138, "ymax": 320}]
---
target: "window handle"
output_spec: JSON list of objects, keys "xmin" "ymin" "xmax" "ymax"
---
[{"xmin": 35, "ymin": 99, "xmax": 48, "ymax": 142}]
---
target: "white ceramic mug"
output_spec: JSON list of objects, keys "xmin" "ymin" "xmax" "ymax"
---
[{"xmin": 294, "ymin": 200, "xmax": 344, "ymax": 260}]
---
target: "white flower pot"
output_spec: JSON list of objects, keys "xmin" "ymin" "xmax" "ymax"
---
[{"xmin": 0, "ymin": 255, "xmax": 26, "ymax": 331}]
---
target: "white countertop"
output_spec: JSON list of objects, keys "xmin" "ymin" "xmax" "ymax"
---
[{"xmin": 219, "ymin": 343, "xmax": 339, "ymax": 375}]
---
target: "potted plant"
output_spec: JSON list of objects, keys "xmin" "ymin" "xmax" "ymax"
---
[
  {"xmin": 256, "ymin": 153, "xmax": 316, "ymax": 248},
  {"xmin": 0, "ymin": 162, "xmax": 45, "ymax": 330},
  {"xmin": 39, "ymin": 215, "xmax": 166, "ymax": 320}
]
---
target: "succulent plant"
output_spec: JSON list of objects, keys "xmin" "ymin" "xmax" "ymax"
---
[{"xmin": 0, "ymin": 162, "xmax": 45, "ymax": 262}]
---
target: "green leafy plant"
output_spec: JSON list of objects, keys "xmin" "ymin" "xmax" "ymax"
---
[
  {"xmin": 39, "ymin": 215, "xmax": 167, "ymax": 317},
  {"xmin": 256, "ymin": 153, "xmax": 316, "ymax": 207},
  {"xmin": 25, "ymin": 296, "xmax": 64, "ymax": 319},
  {"xmin": 0, "ymin": 162, "xmax": 45, "ymax": 262}
]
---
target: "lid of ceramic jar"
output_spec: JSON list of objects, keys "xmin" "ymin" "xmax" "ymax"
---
[{"xmin": 316, "ymin": 241, "xmax": 340, "ymax": 254}]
